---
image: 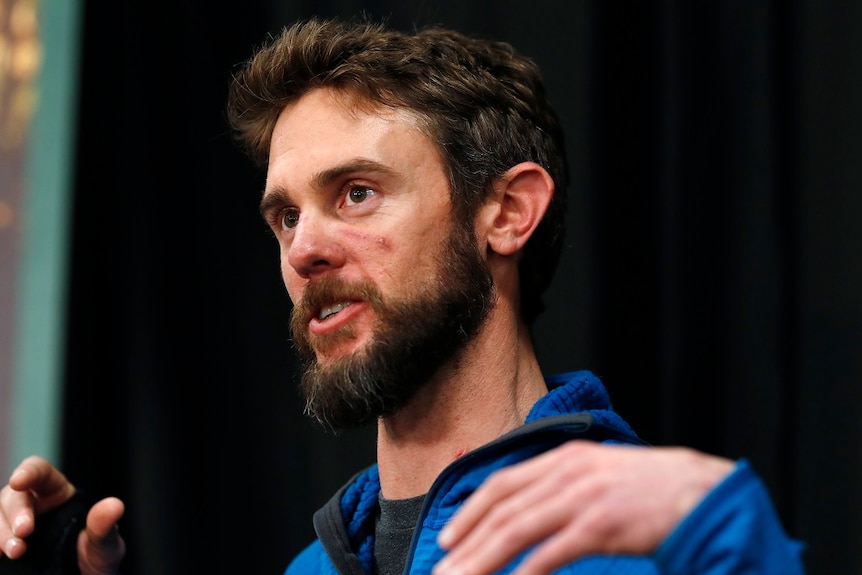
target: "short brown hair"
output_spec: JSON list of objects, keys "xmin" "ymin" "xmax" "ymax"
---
[{"xmin": 227, "ymin": 17, "xmax": 568, "ymax": 325}]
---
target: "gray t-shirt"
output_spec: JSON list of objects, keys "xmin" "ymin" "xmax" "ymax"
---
[{"xmin": 374, "ymin": 493, "xmax": 427, "ymax": 575}]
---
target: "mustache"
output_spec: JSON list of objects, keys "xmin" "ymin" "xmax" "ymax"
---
[{"xmin": 290, "ymin": 276, "xmax": 383, "ymax": 326}]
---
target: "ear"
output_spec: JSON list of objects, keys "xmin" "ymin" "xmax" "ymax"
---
[{"xmin": 480, "ymin": 162, "xmax": 554, "ymax": 256}]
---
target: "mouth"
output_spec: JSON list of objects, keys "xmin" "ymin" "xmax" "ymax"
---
[
  {"xmin": 293, "ymin": 277, "xmax": 379, "ymax": 339},
  {"xmin": 304, "ymin": 298, "xmax": 365, "ymax": 340},
  {"xmin": 318, "ymin": 301, "xmax": 351, "ymax": 321}
]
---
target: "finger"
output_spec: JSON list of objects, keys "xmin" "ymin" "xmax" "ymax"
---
[
  {"xmin": 509, "ymin": 505, "xmax": 652, "ymax": 575},
  {"xmin": 78, "ymin": 497, "xmax": 126, "ymax": 575},
  {"xmin": 434, "ymin": 479, "xmax": 582, "ymax": 575},
  {"xmin": 0, "ymin": 504, "xmax": 27, "ymax": 559},
  {"xmin": 438, "ymin": 443, "xmax": 585, "ymax": 549},
  {"xmin": 436, "ymin": 504, "xmax": 570, "ymax": 575},
  {"xmin": 84, "ymin": 497, "xmax": 124, "ymax": 546},
  {"xmin": 1, "ymin": 534, "xmax": 26, "ymax": 560},
  {"xmin": 437, "ymin": 469, "xmax": 526, "ymax": 549},
  {"xmin": 510, "ymin": 450, "xmax": 733, "ymax": 575},
  {"xmin": 0, "ymin": 475, "xmax": 37, "ymax": 557},
  {"xmin": 510, "ymin": 518, "xmax": 601, "ymax": 575},
  {"xmin": 434, "ymin": 443, "xmax": 620, "ymax": 575},
  {"xmin": 9, "ymin": 455, "xmax": 77, "ymax": 515}
]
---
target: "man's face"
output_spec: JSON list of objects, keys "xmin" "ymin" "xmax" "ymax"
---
[{"xmin": 261, "ymin": 88, "xmax": 493, "ymax": 429}]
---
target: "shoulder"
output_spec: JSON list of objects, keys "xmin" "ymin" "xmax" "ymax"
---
[
  {"xmin": 285, "ymin": 540, "xmax": 334, "ymax": 575},
  {"xmin": 655, "ymin": 460, "xmax": 807, "ymax": 574}
]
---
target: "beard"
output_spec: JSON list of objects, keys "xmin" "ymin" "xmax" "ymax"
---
[{"xmin": 289, "ymin": 222, "xmax": 494, "ymax": 431}]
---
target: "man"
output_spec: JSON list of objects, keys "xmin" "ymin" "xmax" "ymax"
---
[{"xmin": 0, "ymin": 17, "xmax": 805, "ymax": 575}]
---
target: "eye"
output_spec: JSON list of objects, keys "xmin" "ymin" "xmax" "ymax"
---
[
  {"xmin": 345, "ymin": 185, "xmax": 374, "ymax": 205},
  {"xmin": 281, "ymin": 207, "xmax": 300, "ymax": 229}
]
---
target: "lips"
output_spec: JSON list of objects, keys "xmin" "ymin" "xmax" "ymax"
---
[
  {"xmin": 318, "ymin": 301, "xmax": 351, "ymax": 320},
  {"xmin": 292, "ymin": 277, "xmax": 381, "ymax": 340}
]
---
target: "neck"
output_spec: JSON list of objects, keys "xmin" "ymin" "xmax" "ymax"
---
[{"xmin": 375, "ymin": 305, "xmax": 547, "ymax": 499}]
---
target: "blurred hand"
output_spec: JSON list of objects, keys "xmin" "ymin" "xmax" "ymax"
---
[
  {"xmin": 434, "ymin": 441, "xmax": 734, "ymax": 575},
  {"xmin": 0, "ymin": 455, "xmax": 126, "ymax": 575}
]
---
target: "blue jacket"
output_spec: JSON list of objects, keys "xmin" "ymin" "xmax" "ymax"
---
[{"xmin": 285, "ymin": 370, "xmax": 806, "ymax": 574}]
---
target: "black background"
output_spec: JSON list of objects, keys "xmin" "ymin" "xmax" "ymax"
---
[{"xmin": 58, "ymin": 1, "xmax": 861, "ymax": 574}]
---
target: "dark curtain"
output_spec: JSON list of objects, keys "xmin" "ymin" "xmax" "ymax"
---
[{"xmin": 59, "ymin": 1, "xmax": 860, "ymax": 574}]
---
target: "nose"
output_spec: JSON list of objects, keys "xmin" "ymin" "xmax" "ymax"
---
[{"xmin": 285, "ymin": 211, "xmax": 345, "ymax": 279}]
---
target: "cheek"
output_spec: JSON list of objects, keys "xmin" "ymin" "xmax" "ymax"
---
[
  {"xmin": 374, "ymin": 234, "xmax": 392, "ymax": 251},
  {"xmin": 280, "ymin": 259, "xmax": 303, "ymax": 303},
  {"xmin": 347, "ymin": 229, "xmax": 393, "ymax": 258}
]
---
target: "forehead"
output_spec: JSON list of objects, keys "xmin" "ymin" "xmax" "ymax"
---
[{"xmin": 267, "ymin": 88, "xmax": 433, "ymax": 170}]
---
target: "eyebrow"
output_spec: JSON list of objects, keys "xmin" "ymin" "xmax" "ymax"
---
[
  {"xmin": 258, "ymin": 158, "xmax": 398, "ymax": 217},
  {"xmin": 259, "ymin": 186, "xmax": 290, "ymax": 219}
]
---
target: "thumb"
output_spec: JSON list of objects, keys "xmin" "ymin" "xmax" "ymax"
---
[{"xmin": 77, "ymin": 497, "xmax": 126, "ymax": 575}]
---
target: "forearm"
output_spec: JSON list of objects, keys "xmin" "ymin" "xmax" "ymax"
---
[{"xmin": 655, "ymin": 459, "xmax": 806, "ymax": 575}]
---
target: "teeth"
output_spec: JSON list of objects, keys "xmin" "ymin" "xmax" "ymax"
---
[{"xmin": 319, "ymin": 302, "xmax": 350, "ymax": 320}]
